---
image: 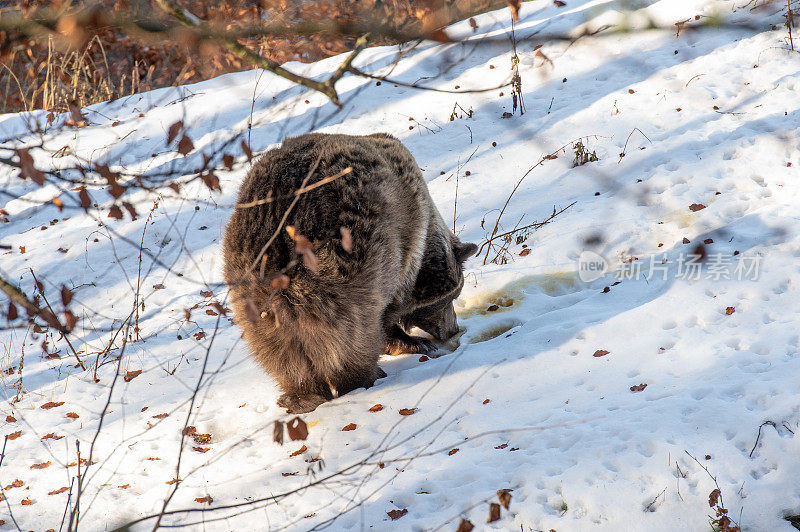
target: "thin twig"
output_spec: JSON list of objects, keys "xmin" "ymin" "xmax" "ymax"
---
[
  {"xmin": 476, "ymin": 201, "xmax": 576, "ymax": 258},
  {"xmin": 749, "ymin": 420, "xmax": 777, "ymax": 458},
  {"xmin": 235, "ymin": 167, "xmax": 352, "ymax": 209},
  {"xmin": 29, "ymin": 270, "xmax": 86, "ymax": 370}
]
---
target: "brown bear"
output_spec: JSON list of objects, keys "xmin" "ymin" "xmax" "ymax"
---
[{"xmin": 223, "ymin": 132, "xmax": 476, "ymax": 413}]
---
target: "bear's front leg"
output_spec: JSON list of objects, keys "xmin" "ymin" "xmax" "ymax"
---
[
  {"xmin": 277, "ymin": 392, "xmax": 329, "ymax": 414},
  {"xmin": 385, "ymin": 324, "xmax": 437, "ymax": 356}
]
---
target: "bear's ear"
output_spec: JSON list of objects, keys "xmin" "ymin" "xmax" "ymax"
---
[{"xmin": 454, "ymin": 241, "xmax": 478, "ymax": 262}]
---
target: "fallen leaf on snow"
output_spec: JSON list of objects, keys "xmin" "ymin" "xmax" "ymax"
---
[
  {"xmin": 456, "ymin": 519, "xmax": 475, "ymax": 532},
  {"xmin": 4, "ymin": 479, "xmax": 23, "ymax": 490},
  {"xmin": 488, "ymin": 502, "xmax": 501, "ymax": 522},
  {"xmin": 709, "ymin": 488, "xmax": 721, "ymax": 507},
  {"xmin": 498, "ymin": 489, "xmax": 512, "ymax": 509},
  {"xmin": 399, "ymin": 408, "xmax": 417, "ymax": 416},
  {"xmin": 387, "ymin": 509, "xmax": 408, "ymax": 520},
  {"xmin": 290, "ymin": 445, "xmax": 307, "ymax": 457},
  {"xmin": 123, "ymin": 370, "xmax": 142, "ymax": 382},
  {"xmin": 40, "ymin": 401, "xmax": 64, "ymax": 410},
  {"xmin": 287, "ymin": 417, "xmax": 308, "ymax": 441},
  {"xmin": 342, "ymin": 423, "xmax": 357, "ymax": 431}
]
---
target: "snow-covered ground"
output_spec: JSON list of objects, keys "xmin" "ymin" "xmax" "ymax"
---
[{"xmin": 2, "ymin": 0, "xmax": 799, "ymax": 530}]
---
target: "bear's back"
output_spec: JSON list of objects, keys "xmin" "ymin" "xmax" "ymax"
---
[{"xmin": 223, "ymin": 133, "xmax": 432, "ymax": 302}]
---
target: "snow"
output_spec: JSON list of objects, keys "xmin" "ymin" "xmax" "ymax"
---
[{"xmin": 1, "ymin": 0, "xmax": 799, "ymax": 530}]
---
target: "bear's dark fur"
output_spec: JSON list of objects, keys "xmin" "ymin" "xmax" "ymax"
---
[{"xmin": 223, "ymin": 133, "xmax": 476, "ymax": 413}]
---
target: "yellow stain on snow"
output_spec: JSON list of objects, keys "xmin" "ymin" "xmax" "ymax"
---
[
  {"xmin": 456, "ymin": 270, "xmax": 581, "ymax": 318},
  {"xmin": 470, "ymin": 322, "xmax": 518, "ymax": 344}
]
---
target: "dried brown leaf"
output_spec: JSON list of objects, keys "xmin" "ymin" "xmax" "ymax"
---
[
  {"xmin": 108, "ymin": 205, "xmax": 123, "ymax": 220},
  {"xmin": 78, "ymin": 187, "xmax": 91, "ymax": 209},
  {"xmin": 122, "ymin": 202, "xmax": 138, "ymax": 220},
  {"xmin": 177, "ymin": 135, "xmax": 194, "ymax": 156},
  {"xmin": 241, "ymin": 140, "xmax": 252, "ymax": 161},
  {"xmin": 201, "ymin": 172, "xmax": 221, "ymax": 191},
  {"xmin": 290, "ymin": 444, "xmax": 307, "ymax": 457},
  {"xmin": 17, "ymin": 149, "xmax": 45, "ymax": 185},
  {"xmin": 488, "ymin": 502, "xmax": 501, "ymax": 522},
  {"xmin": 60, "ymin": 286, "xmax": 73, "ymax": 306},
  {"xmin": 456, "ymin": 519, "xmax": 474, "ymax": 532},
  {"xmin": 709, "ymin": 488, "xmax": 721, "ymax": 508},
  {"xmin": 4, "ymin": 479, "xmax": 22, "ymax": 490},
  {"xmin": 287, "ymin": 417, "xmax": 308, "ymax": 441},
  {"xmin": 124, "ymin": 370, "xmax": 142, "ymax": 382},
  {"xmin": 167, "ymin": 121, "xmax": 183, "ymax": 145},
  {"xmin": 387, "ymin": 509, "xmax": 408, "ymax": 520},
  {"xmin": 271, "ymin": 275, "xmax": 290, "ymax": 290},
  {"xmin": 497, "ymin": 489, "xmax": 512, "ymax": 509}
]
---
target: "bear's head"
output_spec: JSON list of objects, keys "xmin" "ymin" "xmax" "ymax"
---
[{"xmin": 403, "ymin": 238, "xmax": 477, "ymax": 341}]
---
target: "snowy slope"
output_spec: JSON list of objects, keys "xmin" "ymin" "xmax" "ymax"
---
[{"xmin": 1, "ymin": 0, "xmax": 799, "ymax": 530}]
